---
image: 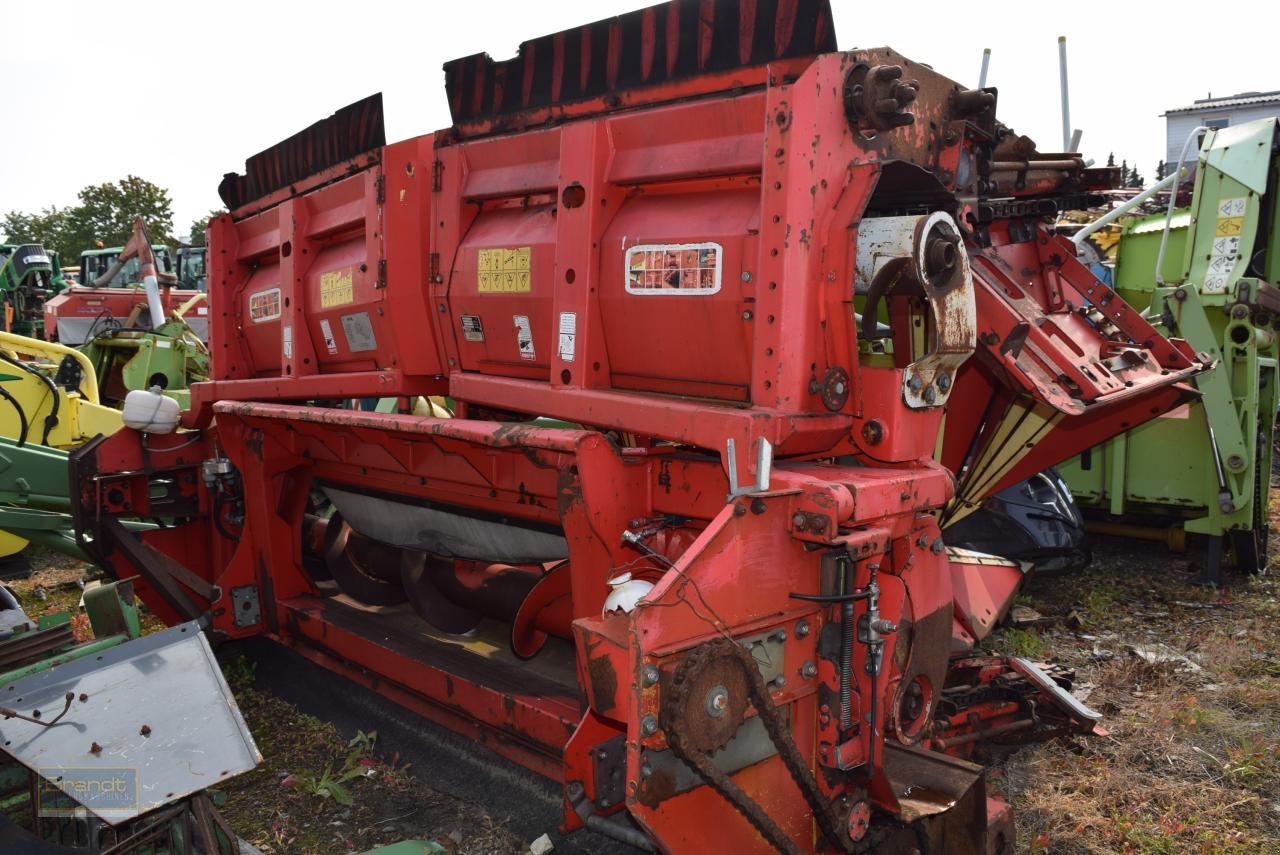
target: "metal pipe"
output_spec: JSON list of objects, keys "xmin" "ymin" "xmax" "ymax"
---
[
  {"xmin": 1084, "ymin": 520, "xmax": 1186, "ymax": 552},
  {"xmin": 1069, "ymin": 128, "xmax": 1082, "ymax": 153},
  {"xmin": 1155, "ymin": 125, "xmax": 1211, "ymax": 286},
  {"xmin": 935, "ymin": 717, "xmax": 1035, "ymax": 749},
  {"xmin": 1071, "ymin": 170, "xmax": 1182, "ymax": 250},
  {"xmin": 1058, "ymin": 36, "xmax": 1071, "ymax": 151},
  {"xmin": 978, "ymin": 48, "xmax": 991, "ymax": 88},
  {"xmin": 584, "ymin": 815, "xmax": 657, "ymax": 852},
  {"xmin": 991, "ymin": 159, "xmax": 1082, "ymax": 172}
]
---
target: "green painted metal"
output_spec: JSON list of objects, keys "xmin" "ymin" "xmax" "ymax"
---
[
  {"xmin": 1060, "ymin": 118, "xmax": 1280, "ymax": 575},
  {"xmin": 79, "ymin": 318, "xmax": 209, "ymax": 400},
  {"xmin": 0, "ymin": 243, "xmax": 67, "ymax": 338},
  {"xmin": 0, "ymin": 436, "xmax": 155, "ymax": 557},
  {"xmin": 0, "ymin": 634, "xmax": 127, "ymax": 685}
]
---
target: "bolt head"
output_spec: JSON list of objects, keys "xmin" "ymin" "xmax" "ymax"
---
[
  {"xmin": 931, "ymin": 537, "xmax": 945, "ymax": 554},
  {"xmin": 801, "ymin": 661, "xmax": 817, "ymax": 679},
  {"xmin": 642, "ymin": 665, "xmax": 660, "ymax": 687},
  {"xmin": 705, "ymin": 685, "xmax": 730, "ymax": 718},
  {"xmin": 795, "ymin": 619, "xmax": 811, "ymax": 639},
  {"xmin": 640, "ymin": 715, "xmax": 659, "ymax": 736}
]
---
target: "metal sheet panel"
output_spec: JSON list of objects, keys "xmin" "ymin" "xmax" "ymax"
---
[{"xmin": 0, "ymin": 622, "xmax": 260, "ymax": 824}]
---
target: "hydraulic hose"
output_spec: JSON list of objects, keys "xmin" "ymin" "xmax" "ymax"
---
[
  {"xmin": 0, "ymin": 353, "xmax": 58, "ymax": 446},
  {"xmin": 0, "ymin": 386, "xmax": 28, "ymax": 446}
]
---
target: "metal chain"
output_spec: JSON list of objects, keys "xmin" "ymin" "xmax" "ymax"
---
[{"xmin": 663, "ymin": 638, "xmax": 850, "ymax": 854}]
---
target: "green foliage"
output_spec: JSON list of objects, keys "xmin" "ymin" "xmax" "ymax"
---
[
  {"xmin": 296, "ymin": 729, "xmax": 378, "ymax": 806},
  {"xmin": 1, "ymin": 176, "xmax": 175, "ymax": 263},
  {"xmin": 998, "ymin": 627, "xmax": 1048, "ymax": 658},
  {"xmin": 188, "ymin": 209, "xmax": 225, "ymax": 246}
]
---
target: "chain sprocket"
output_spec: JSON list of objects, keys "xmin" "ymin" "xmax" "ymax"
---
[{"xmin": 661, "ymin": 638, "xmax": 850, "ymax": 854}]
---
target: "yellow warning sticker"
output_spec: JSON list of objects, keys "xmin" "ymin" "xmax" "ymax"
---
[
  {"xmin": 320, "ymin": 269, "xmax": 354, "ymax": 308},
  {"xmin": 1215, "ymin": 216, "xmax": 1244, "ymax": 237},
  {"xmin": 477, "ymin": 247, "xmax": 532, "ymax": 293}
]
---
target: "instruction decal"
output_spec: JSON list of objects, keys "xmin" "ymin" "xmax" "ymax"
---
[
  {"xmin": 341, "ymin": 311, "xmax": 378, "ymax": 353},
  {"xmin": 625, "ymin": 242, "xmax": 722, "ymax": 295},
  {"xmin": 319, "ymin": 318, "xmax": 339, "ymax": 355},
  {"xmin": 1206, "ymin": 197, "xmax": 1246, "ymax": 294},
  {"xmin": 558, "ymin": 311, "xmax": 576, "ymax": 362},
  {"xmin": 282, "ymin": 324, "xmax": 293, "ymax": 359},
  {"xmin": 319, "ymin": 268, "xmax": 355, "ymax": 308},
  {"xmin": 460, "ymin": 314, "xmax": 485, "ymax": 342},
  {"xmin": 478, "ymin": 247, "xmax": 532, "ymax": 293},
  {"xmin": 513, "ymin": 314, "xmax": 536, "ymax": 360},
  {"xmin": 248, "ymin": 287, "xmax": 281, "ymax": 323}
]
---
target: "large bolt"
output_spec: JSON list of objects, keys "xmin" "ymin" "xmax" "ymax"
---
[
  {"xmin": 936, "ymin": 373, "xmax": 951, "ymax": 391},
  {"xmin": 795, "ymin": 619, "xmax": 811, "ymax": 639},
  {"xmin": 705, "ymin": 685, "xmax": 730, "ymax": 718},
  {"xmin": 801, "ymin": 661, "xmax": 817, "ymax": 679},
  {"xmin": 642, "ymin": 665, "xmax": 660, "ymax": 687},
  {"xmin": 931, "ymin": 537, "xmax": 945, "ymax": 554},
  {"xmin": 640, "ymin": 715, "xmax": 659, "ymax": 736}
]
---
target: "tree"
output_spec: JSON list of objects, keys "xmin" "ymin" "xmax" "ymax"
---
[
  {"xmin": 0, "ymin": 176, "xmax": 174, "ymax": 265},
  {"xmin": 187, "ymin": 209, "xmax": 226, "ymax": 246},
  {"xmin": 1106, "ymin": 152, "xmax": 1116, "ymax": 168},
  {"xmin": 1, "ymin": 206, "xmax": 70, "ymax": 254},
  {"xmin": 1156, "ymin": 159, "xmax": 1165, "ymax": 180},
  {"xmin": 67, "ymin": 176, "xmax": 175, "ymax": 250},
  {"xmin": 1128, "ymin": 164, "xmax": 1144, "ymax": 188}
]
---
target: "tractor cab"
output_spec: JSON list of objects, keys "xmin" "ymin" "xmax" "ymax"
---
[{"xmin": 79, "ymin": 244, "xmax": 175, "ymax": 288}]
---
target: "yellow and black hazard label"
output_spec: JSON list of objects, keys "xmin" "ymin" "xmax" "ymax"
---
[
  {"xmin": 477, "ymin": 247, "xmax": 532, "ymax": 293},
  {"xmin": 319, "ymin": 268, "xmax": 354, "ymax": 308}
]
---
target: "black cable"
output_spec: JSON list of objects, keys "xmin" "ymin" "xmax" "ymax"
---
[
  {"xmin": 788, "ymin": 590, "xmax": 873, "ymax": 603},
  {"xmin": 0, "ymin": 386, "xmax": 29, "ymax": 447},
  {"xmin": 0, "ymin": 353, "xmax": 58, "ymax": 445}
]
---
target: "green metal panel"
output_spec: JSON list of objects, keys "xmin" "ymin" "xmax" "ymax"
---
[{"xmin": 1060, "ymin": 118, "xmax": 1280, "ymax": 570}]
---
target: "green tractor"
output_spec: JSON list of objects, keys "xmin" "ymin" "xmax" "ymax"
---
[
  {"xmin": 1060, "ymin": 118, "xmax": 1280, "ymax": 582},
  {"xmin": 0, "ymin": 243, "xmax": 67, "ymax": 337}
]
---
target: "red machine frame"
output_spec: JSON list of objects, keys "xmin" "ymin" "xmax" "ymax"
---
[{"xmin": 71, "ymin": 2, "xmax": 1203, "ymax": 852}]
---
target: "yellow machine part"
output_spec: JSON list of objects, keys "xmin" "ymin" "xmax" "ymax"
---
[
  {"xmin": 0, "ymin": 333, "xmax": 123, "ymax": 450},
  {"xmin": 0, "ymin": 333, "xmax": 124, "ymax": 559}
]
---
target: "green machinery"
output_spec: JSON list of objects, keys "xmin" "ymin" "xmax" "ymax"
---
[
  {"xmin": 0, "ymin": 244, "xmax": 67, "ymax": 338},
  {"xmin": 78, "ymin": 244, "xmax": 175, "ymax": 288},
  {"xmin": 1060, "ymin": 118, "xmax": 1280, "ymax": 582}
]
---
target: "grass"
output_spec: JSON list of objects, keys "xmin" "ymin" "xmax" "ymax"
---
[
  {"xmin": 2, "ymin": 550, "xmax": 523, "ymax": 855},
  {"xmin": 986, "ymin": 502, "xmax": 1280, "ymax": 854}
]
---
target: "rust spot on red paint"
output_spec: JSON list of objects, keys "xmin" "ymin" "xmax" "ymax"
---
[{"xmin": 588, "ymin": 654, "xmax": 618, "ymax": 715}]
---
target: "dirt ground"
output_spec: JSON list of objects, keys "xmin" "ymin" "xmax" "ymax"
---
[
  {"xmin": 986, "ymin": 528, "xmax": 1280, "ymax": 854},
  {"xmin": 4, "ymin": 506, "xmax": 1278, "ymax": 853}
]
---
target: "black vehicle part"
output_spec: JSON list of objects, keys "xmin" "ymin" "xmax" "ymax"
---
[{"xmin": 944, "ymin": 468, "xmax": 1089, "ymax": 573}]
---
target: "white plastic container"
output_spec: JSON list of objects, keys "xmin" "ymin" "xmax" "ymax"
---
[
  {"xmin": 122, "ymin": 386, "xmax": 182, "ymax": 434},
  {"xmin": 602, "ymin": 572, "xmax": 654, "ymax": 615}
]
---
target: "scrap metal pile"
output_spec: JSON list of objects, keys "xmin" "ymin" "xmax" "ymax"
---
[{"xmin": 32, "ymin": 0, "xmax": 1223, "ymax": 851}]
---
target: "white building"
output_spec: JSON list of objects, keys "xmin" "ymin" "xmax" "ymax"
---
[{"xmin": 1161, "ymin": 90, "xmax": 1280, "ymax": 176}]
